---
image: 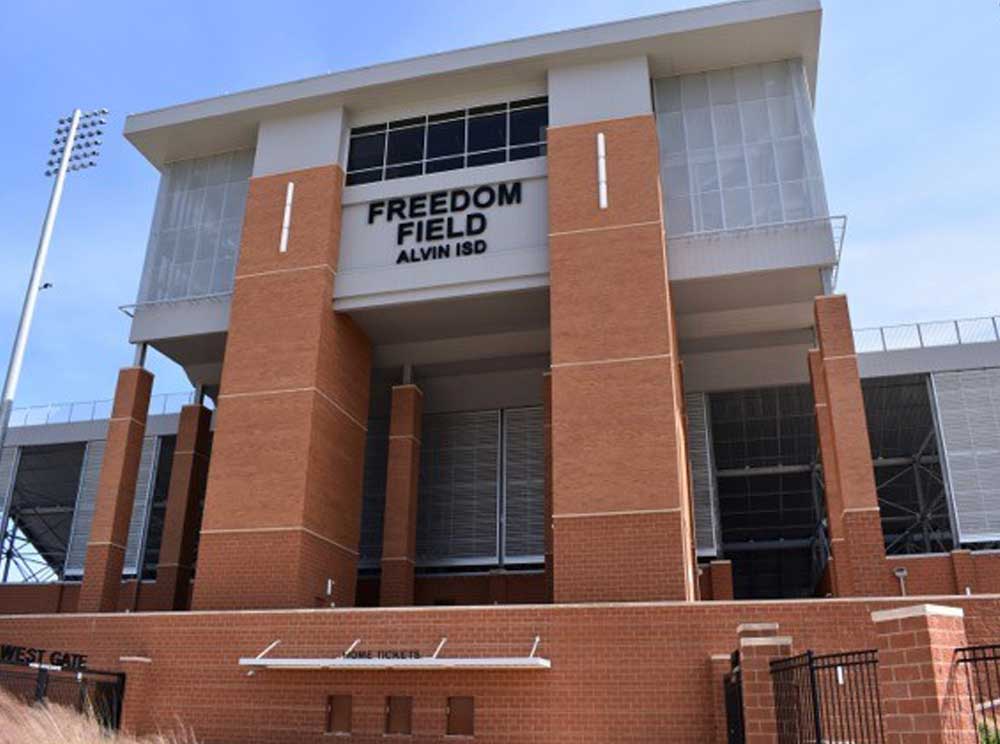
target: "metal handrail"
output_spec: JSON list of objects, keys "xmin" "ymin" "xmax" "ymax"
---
[
  {"xmin": 669, "ymin": 215, "xmax": 849, "ymax": 291},
  {"xmin": 118, "ymin": 291, "xmax": 232, "ymax": 318},
  {"xmin": 854, "ymin": 315, "xmax": 1000, "ymax": 354},
  {"xmin": 671, "ymin": 214, "xmax": 847, "ymax": 243},
  {"xmin": 7, "ymin": 391, "xmax": 195, "ymax": 428}
]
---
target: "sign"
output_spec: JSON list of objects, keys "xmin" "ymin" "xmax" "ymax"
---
[
  {"xmin": 0, "ymin": 643, "xmax": 88, "ymax": 670},
  {"xmin": 364, "ymin": 181, "xmax": 524, "ymax": 266},
  {"xmin": 344, "ymin": 649, "xmax": 422, "ymax": 660}
]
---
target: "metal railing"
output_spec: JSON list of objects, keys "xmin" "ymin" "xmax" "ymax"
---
[
  {"xmin": 771, "ymin": 649, "xmax": 885, "ymax": 744},
  {"xmin": 854, "ymin": 316, "xmax": 1000, "ymax": 354},
  {"xmin": 956, "ymin": 645, "xmax": 1000, "ymax": 743},
  {"xmin": 8, "ymin": 391, "xmax": 194, "ymax": 428},
  {"xmin": 0, "ymin": 665, "xmax": 125, "ymax": 730},
  {"xmin": 118, "ymin": 290, "xmax": 232, "ymax": 318},
  {"xmin": 724, "ymin": 650, "xmax": 746, "ymax": 744}
]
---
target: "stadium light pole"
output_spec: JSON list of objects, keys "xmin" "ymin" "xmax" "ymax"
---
[{"xmin": 0, "ymin": 107, "xmax": 108, "ymax": 451}]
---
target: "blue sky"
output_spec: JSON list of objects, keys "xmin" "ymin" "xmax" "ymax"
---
[{"xmin": 0, "ymin": 0, "xmax": 997, "ymax": 409}]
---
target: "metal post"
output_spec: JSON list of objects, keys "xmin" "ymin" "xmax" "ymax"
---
[
  {"xmin": 807, "ymin": 651, "xmax": 824, "ymax": 744},
  {"xmin": 34, "ymin": 667, "xmax": 49, "ymax": 703},
  {"xmin": 0, "ymin": 527, "xmax": 13, "ymax": 583},
  {"xmin": 0, "ymin": 110, "xmax": 82, "ymax": 451}
]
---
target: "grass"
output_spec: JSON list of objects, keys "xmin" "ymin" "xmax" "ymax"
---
[
  {"xmin": 982, "ymin": 723, "xmax": 1000, "ymax": 744},
  {"xmin": 0, "ymin": 689, "xmax": 197, "ymax": 744}
]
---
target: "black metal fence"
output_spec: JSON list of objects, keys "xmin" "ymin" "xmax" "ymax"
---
[
  {"xmin": 724, "ymin": 650, "xmax": 746, "ymax": 744},
  {"xmin": 0, "ymin": 664, "xmax": 125, "ymax": 730},
  {"xmin": 956, "ymin": 645, "xmax": 1000, "ymax": 744},
  {"xmin": 770, "ymin": 649, "xmax": 885, "ymax": 744}
]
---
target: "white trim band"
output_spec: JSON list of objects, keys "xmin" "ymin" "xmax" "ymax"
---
[
  {"xmin": 737, "ymin": 622, "xmax": 779, "ymax": 633},
  {"xmin": 553, "ymin": 507, "xmax": 681, "ymax": 519},
  {"xmin": 119, "ymin": 656, "xmax": 153, "ymax": 664},
  {"xmin": 871, "ymin": 604, "xmax": 964, "ymax": 623},
  {"xmin": 200, "ymin": 526, "xmax": 358, "ymax": 557},
  {"xmin": 551, "ymin": 352, "xmax": 672, "ymax": 370},
  {"xmin": 235, "ymin": 264, "xmax": 335, "ymax": 281},
  {"xmin": 740, "ymin": 636, "xmax": 792, "ymax": 647},
  {"xmin": 548, "ymin": 219, "xmax": 662, "ymax": 238}
]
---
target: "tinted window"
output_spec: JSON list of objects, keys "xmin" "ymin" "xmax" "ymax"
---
[
  {"xmin": 386, "ymin": 126, "xmax": 424, "ymax": 165},
  {"xmin": 427, "ymin": 119, "xmax": 465, "ymax": 159},
  {"xmin": 346, "ymin": 98, "xmax": 547, "ymax": 184},
  {"xmin": 346, "ymin": 132, "xmax": 385, "ymax": 172},
  {"xmin": 468, "ymin": 112, "xmax": 506, "ymax": 153},
  {"xmin": 510, "ymin": 106, "xmax": 547, "ymax": 146}
]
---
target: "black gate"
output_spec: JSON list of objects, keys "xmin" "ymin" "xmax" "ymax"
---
[
  {"xmin": 770, "ymin": 650, "xmax": 885, "ymax": 744},
  {"xmin": 724, "ymin": 650, "xmax": 746, "ymax": 744},
  {"xmin": 956, "ymin": 644, "xmax": 1000, "ymax": 743},
  {"xmin": 0, "ymin": 664, "xmax": 125, "ymax": 730}
]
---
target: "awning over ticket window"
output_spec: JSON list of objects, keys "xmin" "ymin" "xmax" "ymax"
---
[{"xmin": 238, "ymin": 637, "xmax": 550, "ymax": 671}]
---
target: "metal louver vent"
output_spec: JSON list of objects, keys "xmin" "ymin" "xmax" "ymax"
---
[
  {"xmin": 686, "ymin": 392, "xmax": 721, "ymax": 557},
  {"xmin": 502, "ymin": 407, "xmax": 545, "ymax": 562},
  {"xmin": 932, "ymin": 369, "xmax": 1000, "ymax": 543},
  {"xmin": 63, "ymin": 441, "xmax": 105, "ymax": 577},
  {"xmin": 416, "ymin": 410, "xmax": 500, "ymax": 566},
  {"xmin": 122, "ymin": 437, "xmax": 160, "ymax": 576},
  {"xmin": 358, "ymin": 417, "xmax": 389, "ymax": 566}
]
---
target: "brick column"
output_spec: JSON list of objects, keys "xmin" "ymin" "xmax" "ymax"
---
[
  {"xmin": 710, "ymin": 653, "xmax": 733, "ymax": 744},
  {"xmin": 117, "ymin": 656, "xmax": 153, "ymax": 734},
  {"xmin": 542, "ymin": 372, "xmax": 554, "ymax": 603},
  {"xmin": 872, "ymin": 604, "xmax": 975, "ymax": 743},
  {"xmin": 379, "ymin": 384, "xmax": 422, "ymax": 607},
  {"xmin": 709, "ymin": 559, "xmax": 734, "ymax": 600},
  {"xmin": 738, "ymin": 623, "xmax": 792, "ymax": 744},
  {"xmin": 808, "ymin": 348, "xmax": 851, "ymax": 596},
  {"xmin": 812, "ymin": 295, "xmax": 888, "ymax": 596},
  {"xmin": 192, "ymin": 165, "xmax": 372, "ymax": 610},
  {"xmin": 78, "ymin": 367, "xmax": 153, "ymax": 613},
  {"xmin": 548, "ymin": 114, "xmax": 696, "ymax": 602},
  {"xmin": 153, "ymin": 403, "xmax": 211, "ymax": 610}
]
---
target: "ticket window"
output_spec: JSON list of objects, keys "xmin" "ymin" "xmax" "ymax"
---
[
  {"xmin": 385, "ymin": 696, "xmax": 413, "ymax": 735},
  {"xmin": 447, "ymin": 697, "xmax": 475, "ymax": 736},
  {"xmin": 326, "ymin": 695, "xmax": 352, "ymax": 735}
]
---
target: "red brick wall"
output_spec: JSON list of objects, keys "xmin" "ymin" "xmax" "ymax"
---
[
  {"xmin": 5, "ymin": 550, "xmax": 998, "ymax": 617},
  {"xmin": 356, "ymin": 572, "xmax": 547, "ymax": 607},
  {"xmin": 884, "ymin": 551, "xmax": 1000, "ymax": 596},
  {"xmin": 0, "ymin": 580, "xmax": 194, "ymax": 615},
  {"xmin": 2, "ymin": 596, "xmax": 1000, "ymax": 743}
]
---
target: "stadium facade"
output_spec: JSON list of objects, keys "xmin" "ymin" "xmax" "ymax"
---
[{"xmin": 2, "ymin": 1, "xmax": 1000, "ymax": 741}]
